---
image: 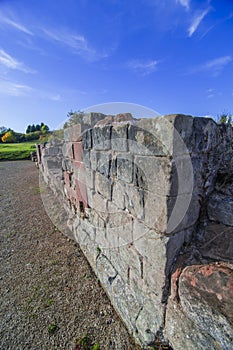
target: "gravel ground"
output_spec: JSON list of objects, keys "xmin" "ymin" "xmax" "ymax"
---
[{"xmin": 0, "ymin": 161, "xmax": 141, "ymax": 350}]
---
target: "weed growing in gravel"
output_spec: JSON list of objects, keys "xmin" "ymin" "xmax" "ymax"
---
[
  {"xmin": 45, "ymin": 297, "xmax": 55, "ymax": 307},
  {"xmin": 48, "ymin": 323, "xmax": 57, "ymax": 334},
  {"xmin": 74, "ymin": 334, "xmax": 101, "ymax": 350},
  {"xmin": 92, "ymin": 344, "xmax": 100, "ymax": 350}
]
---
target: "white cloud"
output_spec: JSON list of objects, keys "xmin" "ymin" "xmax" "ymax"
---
[
  {"xmin": 176, "ymin": 0, "xmax": 190, "ymax": 11},
  {"xmin": 188, "ymin": 56, "xmax": 232, "ymax": 77},
  {"xmin": 0, "ymin": 49, "xmax": 35, "ymax": 73},
  {"xmin": 188, "ymin": 8, "xmax": 210, "ymax": 36},
  {"xmin": 41, "ymin": 28, "xmax": 103, "ymax": 61},
  {"xmin": 0, "ymin": 11, "xmax": 33, "ymax": 35},
  {"xmin": 128, "ymin": 59, "xmax": 158, "ymax": 75},
  {"xmin": 0, "ymin": 78, "xmax": 32, "ymax": 96},
  {"xmin": 200, "ymin": 56, "xmax": 232, "ymax": 76}
]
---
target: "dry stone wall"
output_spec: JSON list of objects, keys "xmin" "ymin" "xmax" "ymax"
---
[{"xmin": 37, "ymin": 113, "xmax": 233, "ymax": 349}]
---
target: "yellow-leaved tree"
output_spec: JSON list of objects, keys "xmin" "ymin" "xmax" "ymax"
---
[{"xmin": 2, "ymin": 131, "xmax": 16, "ymax": 143}]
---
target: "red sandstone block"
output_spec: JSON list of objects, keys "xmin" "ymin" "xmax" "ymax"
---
[
  {"xmin": 74, "ymin": 161, "xmax": 86, "ymax": 183},
  {"xmin": 69, "ymin": 187, "xmax": 77, "ymax": 205},
  {"xmin": 64, "ymin": 171, "xmax": 71, "ymax": 188},
  {"xmin": 73, "ymin": 142, "xmax": 83, "ymax": 161},
  {"xmin": 75, "ymin": 179, "xmax": 88, "ymax": 208}
]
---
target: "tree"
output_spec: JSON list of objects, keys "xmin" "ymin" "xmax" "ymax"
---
[
  {"xmin": 218, "ymin": 113, "xmax": 232, "ymax": 124},
  {"xmin": 41, "ymin": 124, "xmax": 49, "ymax": 132},
  {"xmin": 31, "ymin": 124, "xmax": 36, "ymax": 132},
  {"xmin": 26, "ymin": 125, "xmax": 31, "ymax": 134},
  {"xmin": 64, "ymin": 110, "xmax": 85, "ymax": 128},
  {"xmin": 2, "ymin": 131, "xmax": 16, "ymax": 143},
  {"xmin": 35, "ymin": 124, "xmax": 40, "ymax": 131},
  {"xmin": 0, "ymin": 126, "xmax": 8, "ymax": 142}
]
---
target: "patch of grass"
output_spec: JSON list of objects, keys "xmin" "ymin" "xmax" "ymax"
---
[
  {"xmin": 0, "ymin": 141, "xmax": 37, "ymax": 161},
  {"xmin": 45, "ymin": 297, "xmax": 55, "ymax": 307},
  {"xmin": 74, "ymin": 334, "xmax": 100, "ymax": 350},
  {"xmin": 48, "ymin": 323, "xmax": 58, "ymax": 335}
]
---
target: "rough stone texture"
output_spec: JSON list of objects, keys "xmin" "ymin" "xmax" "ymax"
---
[
  {"xmin": 208, "ymin": 192, "xmax": 233, "ymax": 226},
  {"xmin": 38, "ymin": 113, "xmax": 233, "ymax": 350},
  {"xmin": 166, "ymin": 263, "xmax": 233, "ymax": 350},
  {"xmin": 199, "ymin": 223, "xmax": 233, "ymax": 263}
]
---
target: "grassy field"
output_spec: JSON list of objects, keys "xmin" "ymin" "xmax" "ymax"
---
[{"xmin": 0, "ymin": 142, "xmax": 37, "ymax": 161}]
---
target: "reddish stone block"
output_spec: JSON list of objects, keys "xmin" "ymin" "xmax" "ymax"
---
[
  {"xmin": 74, "ymin": 161, "xmax": 86, "ymax": 184},
  {"xmin": 69, "ymin": 187, "xmax": 77, "ymax": 205},
  {"xmin": 75, "ymin": 179, "xmax": 88, "ymax": 208},
  {"xmin": 73, "ymin": 142, "xmax": 83, "ymax": 161},
  {"xmin": 64, "ymin": 171, "xmax": 71, "ymax": 188}
]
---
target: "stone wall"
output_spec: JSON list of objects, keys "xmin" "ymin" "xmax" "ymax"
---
[{"xmin": 37, "ymin": 113, "xmax": 233, "ymax": 350}]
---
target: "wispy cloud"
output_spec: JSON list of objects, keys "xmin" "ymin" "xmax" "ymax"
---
[
  {"xmin": 41, "ymin": 28, "xmax": 106, "ymax": 61},
  {"xmin": 202, "ymin": 56, "xmax": 232, "ymax": 75},
  {"xmin": 128, "ymin": 59, "xmax": 158, "ymax": 75},
  {"xmin": 0, "ymin": 49, "xmax": 36, "ymax": 73},
  {"xmin": 176, "ymin": 0, "xmax": 190, "ymax": 11},
  {"xmin": 0, "ymin": 77, "xmax": 32, "ymax": 96},
  {"xmin": 188, "ymin": 8, "xmax": 211, "ymax": 36},
  {"xmin": 0, "ymin": 11, "xmax": 33, "ymax": 35},
  {"xmin": 190, "ymin": 56, "xmax": 232, "ymax": 77}
]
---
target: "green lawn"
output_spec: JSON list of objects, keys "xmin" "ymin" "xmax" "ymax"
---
[{"xmin": 0, "ymin": 141, "xmax": 37, "ymax": 161}]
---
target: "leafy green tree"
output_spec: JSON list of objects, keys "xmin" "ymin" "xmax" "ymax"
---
[
  {"xmin": 41, "ymin": 124, "xmax": 49, "ymax": 132},
  {"xmin": 64, "ymin": 110, "xmax": 85, "ymax": 128},
  {"xmin": 35, "ymin": 124, "xmax": 40, "ymax": 131}
]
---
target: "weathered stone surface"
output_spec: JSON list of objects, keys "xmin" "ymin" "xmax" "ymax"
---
[
  {"xmin": 82, "ymin": 128, "xmax": 92, "ymax": 150},
  {"xmin": 110, "ymin": 274, "xmax": 142, "ymax": 333},
  {"xmin": 111, "ymin": 124, "xmax": 128, "ymax": 152},
  {"xmin": 128, "ymin": 123, "xmax": 167, "ymax": 156},
  {"xmin": 135, "ymin": 297, "xmax": 164, "ymax": 345},
  {"xmin": 83, "ymin": 112, "xmax": 107, "ymax": 127},
  {"xmin": 199, "ymin": 223, "xmax": 233, "ymax": 263},
  {"xmin": 64, "ymin": 124, "xmax": 82, "ymax": 142},
  {"xmin": 62, "ymin": 158, "xmax": 74, "ymax": 173},
  {"xmin": 124, "ymin": 184, "xmax": 144, "ymax": 219},
  {"xmin": 62, "ymin": 142, "xmax": 73, "ymax": 159},
  {"xmin": 95, "ymin": 172, "xmax": 112, "ymax": 199},
  {"xmin": 92, "ymin": 125, "xmax": 111, "ymax": 150},
  {"xmin": 115, "ymin": 113, "xmax": 134, "ymax": 122},
  {"xmin": 112, "ymin": 181, "xmax": 125, "ymax": 209},
  {"xmin": 144, "ymin": 191, "xmax": 167, "ymax": 231},
  {"xmin": 179, "ymin": 263, "xmax": 233, "ymax": 350},
  {"xmin": 73, "ymin": 142, "xmax": 83, "ymax": 161},
  {"xmin": 90, "ymin": 150, "xmax": 111, "ymax": 178},
  {"xmin": 95, "ymin": 115, "xmax": 113, "ymax": 126},
  {"xmin": 165, "ymin": 300, "xmax": 223, "ymax": 350},
  {"xmin": 208, "ymin": 193, "xmax": 233, "ymax": 226},
  {"xmin": 46, "ymin": 158, "xmax": 62, "ymax": 171},
  {"xmin": 134, "ymin": 155, "xmax": 171, "ymax": 195},
  {"xmin": 117, "ymin": 153, "xmax": 133, "ymax": 183}
]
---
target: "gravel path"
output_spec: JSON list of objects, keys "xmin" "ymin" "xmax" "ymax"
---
[{"xmin": 0, "ymin": 161, "xmax": 141, "ymax": 350}]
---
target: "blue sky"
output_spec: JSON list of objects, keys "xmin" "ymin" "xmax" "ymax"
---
[{"xmin": 0, "ymin": 0, "xmax": 232, "ymax": 132}]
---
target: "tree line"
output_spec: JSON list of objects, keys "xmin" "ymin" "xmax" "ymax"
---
[{"xmin": 0, "ymin": 122, "xmax": 50, "ymax": 143}]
